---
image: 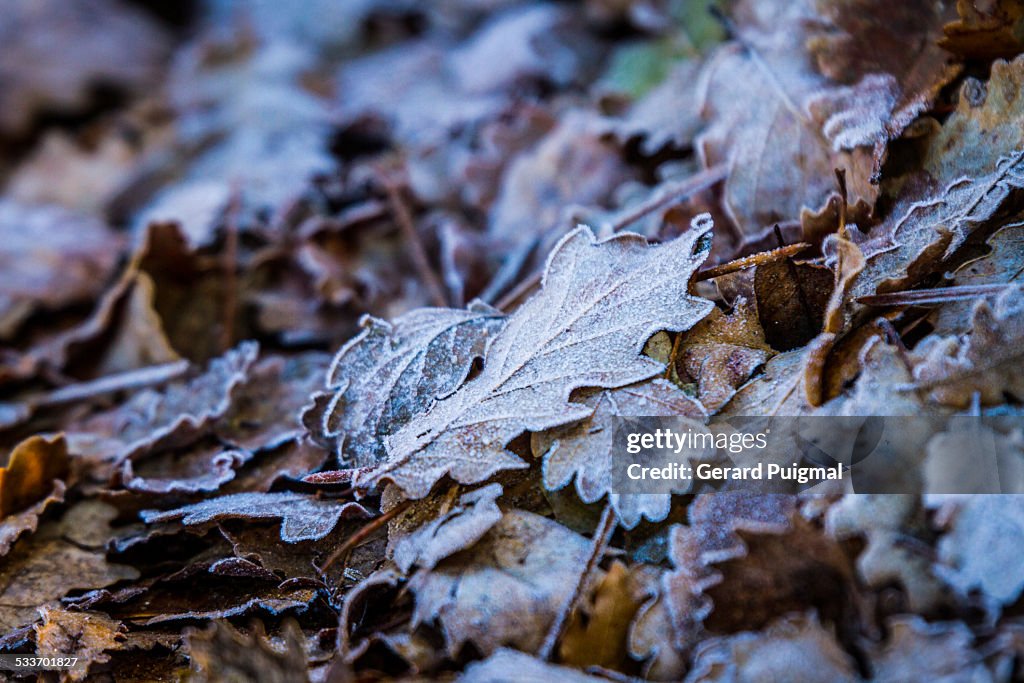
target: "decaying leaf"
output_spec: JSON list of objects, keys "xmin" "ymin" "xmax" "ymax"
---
[
  {"xmin": 35, "ymin": 607, "xmax": 126, "ymax": 681},
  {"xmin": 941, "ymin": 0, "xmax": 1024, "ymax": 59},
  {"xmin": 559, "ymin": 559, "xmax": 644, "ymax": 671},
  {"xmin": 867, "ymin": 616, "xmax": 990, "ymax": 682},
  {"xmin": 806, "ymin": 0, "xmax": 960, "ymax": 162},
  {"xmin": 461, "ymin": 648, "xmax": 607, "ymax": 682},
  {"xmin": 389, "ymin": 483, "xmax": 504, "ymax": 573},
  {"xmin": 909, "ymin": 286, "xmax": 1024, "ymax": 407},
  {"xmin": 356, "ymin": 218, "xmax": 715, "ymax": 499},
  {"xmin": 675, "ymin": 298, "xmax": 775, "ymax": 409},
  {"xmin": 0, "ymin": 501, "xmax": 138, "ymax": 632},
  {"xmin": 934, "ymin": 495, "xmax": 1024, "ymax": 605},
  {"xmin": 408, "ymin": 509, "xmax": 593, "ymax": 656},
  {"xmin": 826, "ymin": 494, "xmax": 947, "ymax": 612},
  {"xmin": 0, "ymin": 0, "xmax": 169, "ymax": 135},
  {"xmin": 66, "ymin": 342, "xmax": 258, "ymax": 465},
  {"xmin": 311, "ymin": 304, "xmax": 505, "ymax": 466},
  {"xmin": 186, "ymin": 619, "xmax": 309, "ymax": 683},
  {"xmin": 0, "ymin": 201, "xmax": 124, "ymax": 340},
  {"xmin": 0, "ymin": 434, "xmax": 69, "ymax": 517},
  {"xmin": 684, "ymin": 613, "xmax": 859, "ymax": 683},
  {"xmin": 142, "ymin": 492, "xmax": 371, "ymax": 543},
  {"xmin": 532, "ymin": 379, "xmax": 706, "ymax": 529}
]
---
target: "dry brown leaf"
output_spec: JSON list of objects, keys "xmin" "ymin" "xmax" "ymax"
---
[
  {"xmin": 941, "ymin": 0, "xmax": 1024, "ymax": 59},
  {"xmin": 753, "ymin": 260, "xmax": 833, "ymax": 352},
  {"xmin": 867, "ymin": 616, "xmax": 990, "ymax": 682},
  {"xmin": 0, "ymin": 480, "xmax": 65, "ymax": 557},
  {"xmin": 532, "ymin": 379, "xmax": 706, "ymax": 528},
  {"xmin": 186, "ymin": 619, "xmax": 309, "ymax": 683},
  {"xmin": 142, "ymin": 492, "xmax": 371, "ymax": 543},
  {"xmin": 35, "ymin": 607, "xmax": 126, "ymax": 682},
  {"xmin": 849, "ymin": 58, "xmax": 1024, "ymax": 305},
  {"xmin": 355, "ymin": 219, "xmax": 715, "ymax": 499},
  {"xmin": 408, "ymin": 509, "xmax": 593, "ymax": 657},
  {"xmin": 806, "ymin": 0, "xmax": 960, "ymax": 164},
  {"xmin": 66, "ymin": 341, "xmax": 258, "ymax": 466},
  {"xmin": 461, "ymin": 647, "xmax": 608, "ymax": 682},
  {"xmin": 935, "ymin": 495, "xmax": 1024, "ymax": 605},
  {"xmin": 676, "ymin": 298, "xmax": 775, "ymax": 410},
  {"xmin": 934, "ymin": 222, "xmax": 1024, "ymax": 334},
  {"xmin": 0, "ymin": 501, "xmax": 139, "ymax": 633},
  {"xmin": 559, "ymin": 560, "xmax": 644, "ymax": 671},
  {"xmin": 119, "ymin": 444, "xmax": 250, "ymax": 495},
  {"xmin": 215, "ymin": 352, "xmax": 330, "ymax": 452},
  {"xmin": 309, "ymin": 304, "xmax": 505, "ymax": 467},
  {"xmin": 0, "ymin": 201, "xmax": 124, "ymax": 340},
  {"xmin": 0, "ymin": 0, "xmax": 169, "ymax": 135},
  {"xmin": 696, "ymin": 1, "xmax": 879, "ymax": 239},
  {"xmin": 389, "ymin": 483, "xmax": 504, "ymax": 573},
  {"xmin": 487, "ymin": 112, "xmax": 638, "ymax": 250},
  {"xmin": 684, "ymin": 613, "xmax": 859, "ymax": 683},
  {"xmin": 826, "ymin": 494, "xmax": 947, "ymax": 612},
  {"xmin": 909, "ymin": 286, "xmax": 1024, "ymax": 407},
  {"xmin": 0, "ymin": 434, "xmax": 69, "ymax": 518}
]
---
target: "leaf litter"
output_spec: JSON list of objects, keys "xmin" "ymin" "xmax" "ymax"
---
[{"xmin": 2, "ymin": 0, "xmax": 1024, "ymax": 679}]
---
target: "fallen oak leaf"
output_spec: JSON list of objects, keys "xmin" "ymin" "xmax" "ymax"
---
[
  {"xmin": 34, "ymin": 607, "xmax": 126, "ymax": 682},
  {"xmin": 0, "ymin": 434, "xmax": 69, "ymax": 518},
  {"xmin": 531, "ymin": 379, "xmax": 707, "ymax": 529},
  {"xmin": 307, "ymin": 303, "xmax": 505, "ymax": 466},
  {"xmin": 388, "ymin": 483, "xmax": 504, "ymax": 573},
  {"xmin": 460, "ymin": 648, "xmax": 608, "ymax": 683},
  {"xmin": 66, "ymin": 341, "xmax": 258, "ymax": 466},
  {"xmin": 141, "ymin": 492, "xmax": 371, "ymax": 543},
  {"xmin": 684, "ymin": 612, "xmax": 859, "ymax": 683},
  {"xmin": 908, "ymin": 286, "xmax": 1024, "ymax": 407},
  {"xmin": 408, "ymin": 509, "xmax": 595, "ymax": 657},
  {"xmin": 0, "ymin": 501, "xmax": 139, "ymax": 633},
  {"xmin": 356, "ymin": 216, "xmax": 716, "ymax": 499}
]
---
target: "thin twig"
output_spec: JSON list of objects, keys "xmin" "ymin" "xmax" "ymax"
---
[
  {"xmin": 221, "ymin": 182, "xmax": 241, "ymax": 352},
  {"xmin": 495, "ymin": 166, "xmax": 727, "ymax": 311},
  {"xmin": 538, "ymin": 502, "xmax": 617, "ymax": 661},
  {"xmin": 857, "ymin": 283, "xmax": 1010, "ymax": 306},
  {"xmin": 2, "ymin": 361, "xmax": 191, "ymax": 429},
  {"xmin": 694, "ymin": 242, "xmax": 809, "ymax": 281},
  {"xmin": 322, "ymin": 499, "xmax": 413, "ymax": 573},
  {"xmin": 380, "ymin": 174, "xmax": 449, "ymax": 308},
  {"xmin": 605, "ymin": 163, "xmax": 727, "ymax": 233}
]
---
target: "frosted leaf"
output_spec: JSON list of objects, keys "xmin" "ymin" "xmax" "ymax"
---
[
  {"xmin": 309, "ymin": 303, "xmax": 505, "ymax": 467},
  {"xmin": 357, "ymin": 217, "xmax": 715, "ymax": 499},
  {"xmin": 532, "ymin": 380, "xmax": 706, "ymax": 529},
  {"xmin": 141, "ymin": 492, "xmax": 370, "ymax": 543}
]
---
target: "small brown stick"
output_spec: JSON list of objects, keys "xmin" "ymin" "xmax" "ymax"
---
[
  {"xmin": 221, "ymin": 183, "xmax": 241, "ymax": 352},
  {"xmin": 538, "ymin": 502, "xmax": 617, "ymax": 661},
  {"xmin": 380, "ymin": 174, "xmax": 449, "ymax": 308},
  {"xmin": 605, "ymin": 163, "xmax": 727, "ymax": 233},
  {"xmin": 34, "ymin": 360, "xmax": 191, "ymax": 408},
  {"xmin": 694, "ymin": 242, "xmax": 810, "ymax": 281},
  {"xmin": 857, "ymin": 283, "xmax": 1010, "ymax": 307},
  {"xmin": 664, "ymin": 332, "xmax": 684, "ymax": 380},
  {"xmin": 321, "ymin": 499, "xmax": 413, "ymax": 573},
  {"xmin": 834, "ymin": 168, "xmax": 849, "ymax": 237}
]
